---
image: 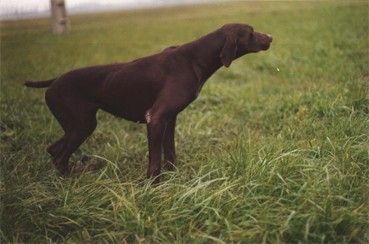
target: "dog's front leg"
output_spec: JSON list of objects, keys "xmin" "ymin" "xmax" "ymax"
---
[
  {"xmin": 146, "ymin": 111, "xmax": 167, "ymax": 183},
  {"xmin": 163, "ymin": 115, "xmax": 177, "ymax": 171}
]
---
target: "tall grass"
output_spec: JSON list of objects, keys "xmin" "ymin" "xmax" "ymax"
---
[{"xmin": 1, "ymin": 1, "xmax": 368, "ymax": 242}]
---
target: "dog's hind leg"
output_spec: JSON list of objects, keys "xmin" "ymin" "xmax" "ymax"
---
[
  {"xmin": 53, "ymin": 112, "xmax": 97, "ymax": 175},
  {"xmin": 45, "ymin": 89, "xmax": 72, "ymax": 162},
  {"xmin": 47, "ymin": 136, "xmax": 66, "ymax": 158},
  {"xmin": 45, "ymin": 89, "xmax": 97, "ymax": 175}
]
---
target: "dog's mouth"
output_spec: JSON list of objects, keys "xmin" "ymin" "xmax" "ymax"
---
[
  {"xmin": 261, "ymin": 34, "xmax": 273, "ymax": 50},
  {"xmin": 261, "ymin": 42, "xmax": 271, "ymax": 50},
  {"xmin": 251, "ymin": 33, "xmax": 272, "ymax": 52}
]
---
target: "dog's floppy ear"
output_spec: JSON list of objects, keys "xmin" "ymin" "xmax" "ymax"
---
[{"xmin": 220, "ymin": 33, "xmax": 238, "ymax": 68}]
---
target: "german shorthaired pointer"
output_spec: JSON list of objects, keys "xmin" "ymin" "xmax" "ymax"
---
[{"xmin": 25, "ymin": 23, "xmax": 272, "ymax": 183}]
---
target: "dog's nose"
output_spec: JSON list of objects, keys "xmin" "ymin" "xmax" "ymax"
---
[{"xmin": 266, "ymin": 34, "xmax": 273, "ymax": 42}]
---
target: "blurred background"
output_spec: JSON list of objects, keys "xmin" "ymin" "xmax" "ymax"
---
[{"xmin": 1, "ymin": 0, "xmax": 218, "ymax": 20}]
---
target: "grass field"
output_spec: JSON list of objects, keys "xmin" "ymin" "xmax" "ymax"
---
[{"xmin": 1, "ymin": 1, "xmax": 368, "ymax": 243}]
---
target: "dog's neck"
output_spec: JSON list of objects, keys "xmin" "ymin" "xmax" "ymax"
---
[{"xmin": 179, "ymin": 29, "xmax": 224, "ymax": 85}]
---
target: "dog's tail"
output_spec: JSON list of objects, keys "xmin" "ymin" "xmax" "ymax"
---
[{"xmin": 24, "ymin": 78, "xmax": 55, "ymax": 88}]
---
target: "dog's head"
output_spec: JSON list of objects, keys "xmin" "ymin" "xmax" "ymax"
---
[{"xmin": 220, "ymin": 23, "xmax": 272, "ymax": 67}]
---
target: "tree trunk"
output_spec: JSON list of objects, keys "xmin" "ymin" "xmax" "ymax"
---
[{"xmin": 50, "ymin": 0, "xmax": 70, "ymax": 35}]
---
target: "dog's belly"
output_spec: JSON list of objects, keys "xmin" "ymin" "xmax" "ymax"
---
[
  {"xmin": 100, "ymin": 98, "xmax": 151, "ymax": 123},
  {"xmin": 99, "ymin": 82, "xmax": 161, "ymax": 123}
]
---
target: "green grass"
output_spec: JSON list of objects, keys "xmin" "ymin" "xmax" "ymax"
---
[{"xmin": 1, "ymin": 1, "xmax": 368, "ymax": 242}]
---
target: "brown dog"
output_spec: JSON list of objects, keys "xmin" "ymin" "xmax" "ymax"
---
[{"xmin": 25, "ymin": 23, "xmax": 272, "ymax": 183}]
